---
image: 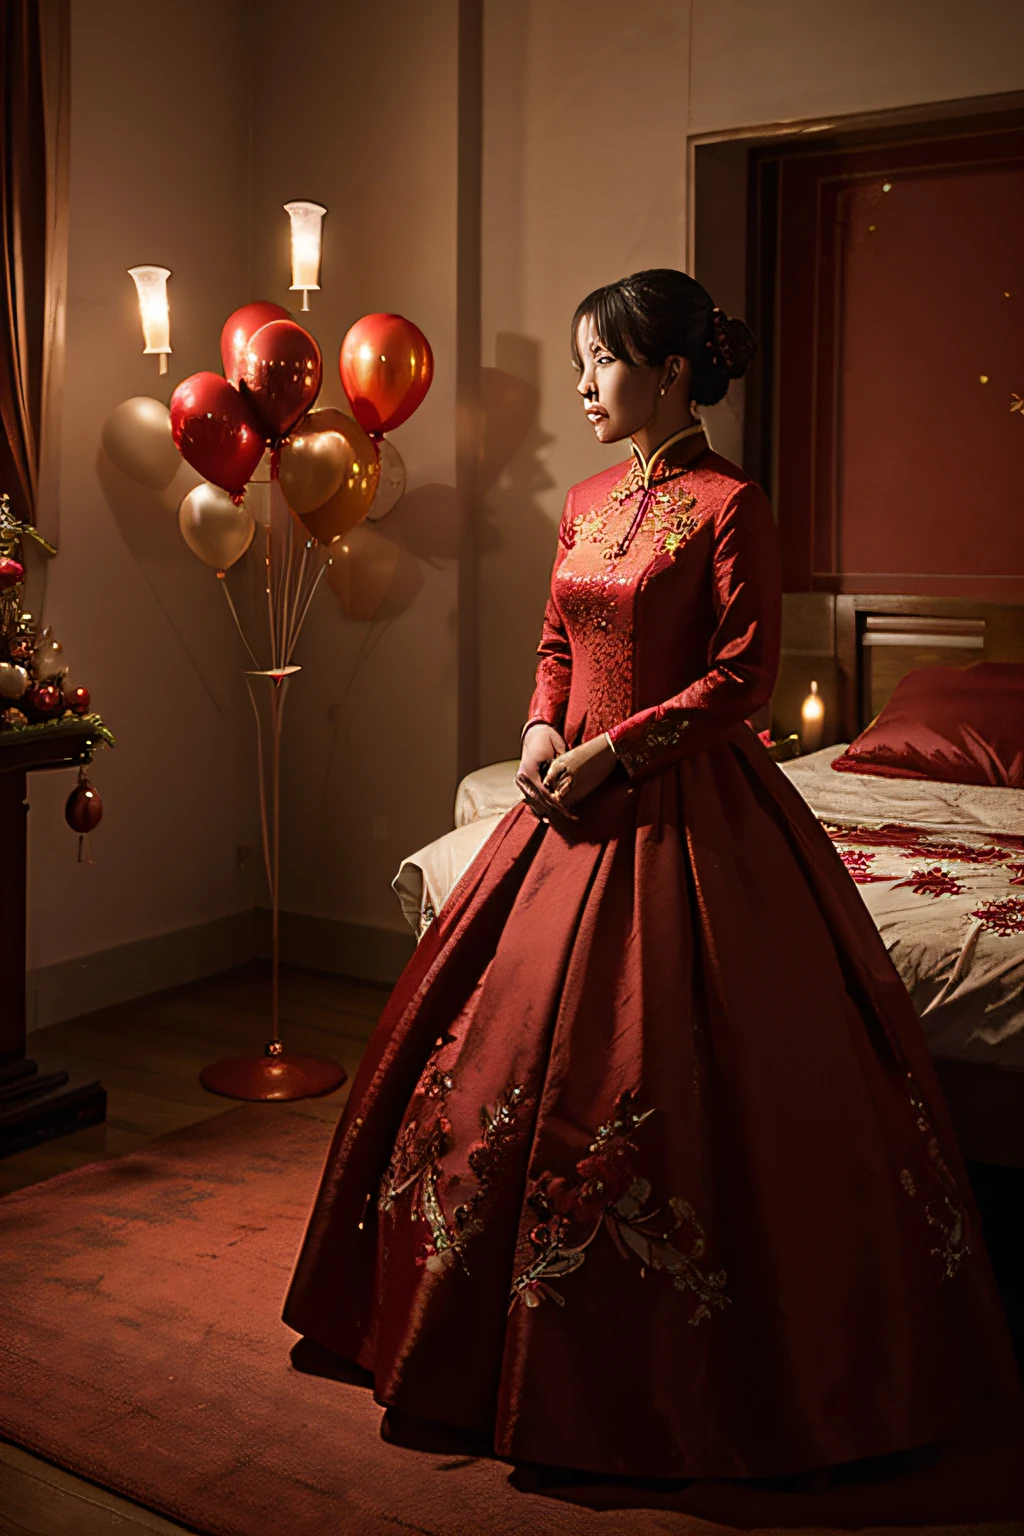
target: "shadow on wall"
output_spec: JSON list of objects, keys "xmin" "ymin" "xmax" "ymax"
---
[
  {"xmin": 94, "ymin": 446, "xmax": 250, "ymax": 721},
  {"xmin": 479, "ymin": 332, "xmax": 558, "ymax": 765}
]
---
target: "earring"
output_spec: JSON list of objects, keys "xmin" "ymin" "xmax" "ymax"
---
[{"xmin": 659, "ymin": 386, "xmax": 667, "ymax": 396}]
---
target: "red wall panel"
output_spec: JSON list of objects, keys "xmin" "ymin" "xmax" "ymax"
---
[{"xmin": 774, "ymin": 127, "xmax": 1024, "ymax": 600}]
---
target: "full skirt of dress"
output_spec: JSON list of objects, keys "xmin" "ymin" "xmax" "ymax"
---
[{"xmin": 283, "ymin": 726, "xmax": 1020, "ymax": 1479}]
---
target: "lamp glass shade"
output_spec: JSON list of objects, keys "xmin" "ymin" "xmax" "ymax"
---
[
  {"xmin": 127, "ymin": 265, "xmax": 172, "ymax": 355},
  {"xmin": 283, "ymin": 201, "xmax": 326, "ymax": 293}
]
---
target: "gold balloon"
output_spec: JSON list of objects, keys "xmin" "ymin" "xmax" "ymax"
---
[
  {"xmin": 324, "ymin": 523, "xmax": 401, "ymax": 620},
  {"xmin": 280, "ymin": 408, "xmax": 380, "ymax": 543},
  {"xmin": 101, "ymin": 397, "xmax": 182, "ymax": 491},
  {"xmin": 178, "ymin": 482, "xmax": 255, "ymax": 570}
]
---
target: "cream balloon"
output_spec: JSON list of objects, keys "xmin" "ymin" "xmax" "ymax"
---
[
  {"xmin": 243, "ymin": 479, "xmax": 272, "ymax": 528},
  {"xmin": 324, "ymin": 523, "xmax": 401, "ymax": 621},
  {"xmin": 178, "ymin": 482, "xmax": 255, "ymax": 571},
  {"xmin": 101, "ymin": 397, "xmax": 182, "ymax": 491},
  {"xmin": 364, "ymin": 438, "xmax": 407, "ymax": 522}
]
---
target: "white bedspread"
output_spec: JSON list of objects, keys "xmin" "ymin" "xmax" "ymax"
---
[
  {"xmin": 393, "ymin": 748, "xmax": 1024, "ymax": 1070},
  {"xmin": 782, "ymin": 749, "xmax": 1024, "ymax": 1070}
]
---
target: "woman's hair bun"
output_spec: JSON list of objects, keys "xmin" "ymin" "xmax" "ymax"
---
[
  {"xmin": 690, "ymin": 307, "xmax": 757, "ymax": 406},
  {"xmin": 717, "ymin": 312, "xmax": 757, "ymax": 381},
  {"xmin": 571, "ymin": 269, "xmax": 757, "ymax": 409}
]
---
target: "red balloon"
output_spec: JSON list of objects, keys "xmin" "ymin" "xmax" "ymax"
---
[
  {"xmin": 170, "ymin": 372, "xmax": 264, "ymax": 499},
  {"xmin": 65, "ymin": 778, "xmax": 103, "ymax": 834},
  {"xmin": 220, "ymin": 301, "xmax": 291, "ymax": 387},
  {"xmin": 239, "ymin": 320, "xmax": 322, "ymax": 444},
  {"xmin": 339, "ymin": 313, "xmax": 434, "ymax": 438}
]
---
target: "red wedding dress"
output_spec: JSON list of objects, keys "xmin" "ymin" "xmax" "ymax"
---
[{"xmin": 284, "ymin": 437, "xmax": 1020, "ymax": 1479}]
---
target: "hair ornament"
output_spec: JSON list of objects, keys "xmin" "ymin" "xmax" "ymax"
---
[{"xmin": 708, "ymin": 307, "xmax": 735, "ymax": 373}]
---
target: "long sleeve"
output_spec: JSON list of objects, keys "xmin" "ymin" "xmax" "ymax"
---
[
  {"xmin": 607, "ymin": 481, "xmax": 781, "ymax": 780},
  {"xmin": 524, "ymin": 491, "xmax": 575, "ymax": 737}
]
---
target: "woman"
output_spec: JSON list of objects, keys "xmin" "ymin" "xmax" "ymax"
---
[{"xmin": 285, "ymin": 270, "xmax": 1019, "ymax": 1479}]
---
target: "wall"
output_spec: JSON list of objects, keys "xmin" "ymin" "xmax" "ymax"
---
[
  {"xmin": 26, "ymin": 0, "xmax": 259, "ymax": 1022},
  {"xmin": 478, "ymin": 0, "xmax": 691, "ymax": 766},
  {"xmin": 476, "ymin": 0, "xmax": 1024, "ymax": 767},
  {"xmin": 247, "ymin": 0, "xmax": 460, "ymax": 938},
  {"xmin": 25, "ymin": 0, "xmax": 1024, "ymax": 1016},
  {"xmin": 689, "ymin": 0, "xmax": 1024, "ymax": 135}
]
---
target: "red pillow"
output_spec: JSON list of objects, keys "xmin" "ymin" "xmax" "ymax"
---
[{"xmin": 831, "ymin": 664, "xmax": 1024, "ymax": 787}]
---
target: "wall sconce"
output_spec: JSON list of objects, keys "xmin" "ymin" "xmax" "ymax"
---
[
  {"xmin": 283, "ymin": 201, "xmax": 326, "ymax": 311},
  {"xmin": 127, "ymin": 265, "xmax": 172, "ymax": 374},
  {"xmin": 801, "ymin": 679, "xmax": 824, "ymax": 753}
]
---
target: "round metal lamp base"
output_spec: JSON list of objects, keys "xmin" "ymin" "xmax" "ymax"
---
[{"xmin": 199, "ymin": 1049, "xmax": 347, "ymax": 1102}]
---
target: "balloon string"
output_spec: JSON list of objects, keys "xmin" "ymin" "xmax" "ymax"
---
[
  {"xmin": 285, "ymin": 556, "xmax": 326, "ymax": 667},
  {"xmin": 245, "ymin": 673, "xmax": 274, "ymax": 907},
  {"xmin": 219, "ymin": 576, "xmax": 260, "ymax": 670},
  {"xmin": 284, "ymin": 538, "xmax": 319, "ymax": 663},
  {"xmin": 281, "ymin": 539, "xmax": 306, "ymax": 665}
]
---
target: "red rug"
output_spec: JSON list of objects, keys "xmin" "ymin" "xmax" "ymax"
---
[{"xmin": 0, "ymin": 1105, "xmax": 1020, "ymax": 1536}]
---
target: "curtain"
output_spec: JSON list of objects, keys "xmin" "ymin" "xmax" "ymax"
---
[{"xmin": 0, "ymin": 0, "xmax": 47, "ymax": 527}]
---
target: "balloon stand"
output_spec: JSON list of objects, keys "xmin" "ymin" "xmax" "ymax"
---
[
  {"xmin": 200, "ymin": 478, "xmax": 346, "ymax": 1102},
  {"xmin": 122, "ymin": 298, "xmax": 433, "ymax": 1099}
]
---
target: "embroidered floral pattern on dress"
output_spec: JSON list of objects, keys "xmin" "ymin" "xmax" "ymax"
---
[
  {"xmin": 893, "ymin": 865, "xmax": 966, "ymax": 900},
  {"xmin": 570, "ymin": 464, "xmax": 703, "ymax": 565},
  {"xmin": 613, "ymin": 715, "xmax": 690, "ymax": 776},
  {"xmin": 510, "ymin": 1091, "xmax": 728, "ymax": 1324},
  {"xmin": 379, "ymin": 1074, "xmax": 530, "ymax": 1275},
  {"xmin": 1007, "ymin": 864, "xmax": 1024, "ymax": 887},
  {"xmin": 907, "ymin": 1076, "xmax": 970, "ymax": 1280},
  {"xmin": 970, "ymin": 896, "xmax": 1024, "ymax": 938}
]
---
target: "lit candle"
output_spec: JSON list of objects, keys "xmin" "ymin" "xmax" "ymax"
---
[
  {"xmin": 127, "ymin": 265, "xmax": 172, "ymax": 374},
  {"xmin": 283, "ymin": 201, "xmax": 327, "ymax": 311},
  {"xmin": 801, "ymin": 680, "xmax": 824, "ymax": 753}
]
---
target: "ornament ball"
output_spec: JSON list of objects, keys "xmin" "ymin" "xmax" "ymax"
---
[
  {"xmin": 65, "ymin": 778, "xmax": 103, "ymax": 834},
  {"xmin": 0, "ymin": 557, "xmax": 25, "ymax": 590},
  {"xmin": 26, "ymin": 682, "xmax": 62, "ymax": 720},
  {"xmin": 63, "ymin": 683, "xmax": 91, "ymax": 715}
]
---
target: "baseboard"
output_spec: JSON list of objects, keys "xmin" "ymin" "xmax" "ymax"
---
[
  {"xmin": 256, "ymin": 908, "xmax": 414, "ymax": 987},
  {"xmin": 26, "ymin": 910, "xmax": 258, "ymax": 1032},
  {"xmin": 25, "ymin": 907, "xmax": 412, "ymax": 1032}
]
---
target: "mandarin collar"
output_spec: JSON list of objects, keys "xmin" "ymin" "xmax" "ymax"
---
[{"xmin": 630, "ymin": 423, "xmax": 707, "ymax": 489}]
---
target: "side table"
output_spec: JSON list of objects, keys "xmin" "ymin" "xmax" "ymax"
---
[{"xmin": 0, "ymin": 720, "xmax": 110, "ymax": 1156}]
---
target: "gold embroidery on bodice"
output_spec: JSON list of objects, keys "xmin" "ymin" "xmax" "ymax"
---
[{"xmin": 556, "ymin": 445, "xmax": 707, "ymax": 736}]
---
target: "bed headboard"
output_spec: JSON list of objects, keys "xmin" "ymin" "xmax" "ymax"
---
[
  {"xmin": 773, "ymin": 593, "xmax": 1024, "ymax": 745},
  {"xmin": 835, "ymin": 595, "xmax": 1024, "ymax": 737}
]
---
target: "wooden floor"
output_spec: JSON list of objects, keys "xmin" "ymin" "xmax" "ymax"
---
[
  {"xmin": 0, "ymin": 961, "xmax": 386, "ymax": 1536},
  {"xmin": 2, "ymin": 965, "xmax": 1021, "ymax": 1536}
]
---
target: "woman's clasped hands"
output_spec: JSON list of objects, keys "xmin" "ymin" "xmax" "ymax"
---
[{"xmin": 516, "ymin": 723, "xmax": 617, "ymax": 825}]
